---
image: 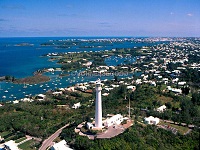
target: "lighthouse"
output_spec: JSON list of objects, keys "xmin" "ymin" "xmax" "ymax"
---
[{"xmin": 95, "ymin": 79, "xmax": 102, "ymax": 128}]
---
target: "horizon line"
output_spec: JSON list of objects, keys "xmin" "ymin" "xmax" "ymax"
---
[{"xmin": 0, "ymin": 36, "xmax": 200, "ymax": 38}]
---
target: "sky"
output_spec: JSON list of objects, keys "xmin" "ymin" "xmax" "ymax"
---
[{"xmin": 0, "ymin": 0, "xmax": 200, "ymax": 37}]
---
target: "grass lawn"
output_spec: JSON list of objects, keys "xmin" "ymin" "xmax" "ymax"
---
[
  {"xmin": 156, "ymin": 95, "xmax": 173, "ymax": 103},
  {"xmin": 0, "ymin": 131, "xmax": 11, "ymax": 137},
  {"xmin": 78, "ymin": 91, "xmax": 92, "ymax": 97},
  {"xmin": 53, "ymin": 137, "xmax": 62, "ymax": 143},
  {"xmin": 18, "ymin": 139, "xmax": 38, "ymax": 150},
  {"xmin": 15, "ymin": 137, "xmax": 27, "ymax": 143},
  {"xmin": 161, "ymin": 85, "xmax": 167, "ymax": 91},
  {"xmin": 5, "ymin": 135, "xmax": 16, "ymax": 141},
  {"xmin": 159, "ymin": 120, "xmax": 189, "ymax": 135}
]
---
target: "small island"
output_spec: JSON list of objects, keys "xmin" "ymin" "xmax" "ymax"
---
[{"xmin": 13, "ymin": 74, "xmax": 50, "ymax": 84}]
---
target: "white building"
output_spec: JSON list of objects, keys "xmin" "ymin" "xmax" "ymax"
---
[
  {"xmin": 95, "ymin": 79, "xmax": 103, "ymax": 129},
  {"xmin": 52, "ymin": 91, "xmax": 63, "ymax": 96},
  {"xmin": 36, "ymin": 94, "xmax": 46, "ymax": 101},
  {"xmin": 47, "ymin": 68, "xmax": 54, "ymax": 72},
  {"xmin": 157, "ymin": 105, "xmax": 166, "ymax": 112},
  {"xmin": 72, "ymin": 102, "xmax": 81, "ymax": 109},
  {"xmin": 135, "ymin": 79, "xmax": 142, "ymax": 84},
  {"xmin": 76, "ymin": 85, "xmax": 87, "ymax": 91},
  {"xmin": 103, "ymin": 114, "xmax": 123, "ymax": 127},
  {"xmin": 102, "ymin": 93, "xmax": 109, "ymax": 96},
  {"xmin": 86, "ymin": 122, "xmax": 94, "ymax": 130},
  {"xmin": 65, "ymin": 87, "xmax": 75, "ymax": 92},
  {"xmin": 144, "ymin": 116, "xmax": 160, "ymax": 125},
  {"xmin": 21, "ymin": 97, "xmax": 34, "ymax": 102},
  {"xmin": 50, "ymin": 140, "xmax": 73, "ymax": 150},
  {"xmin": 4, "ymin": 140, "xmax": 19, "ymax": 150},
  {"xmin": 13, "ymin": 100, "xmax": 19, "ymax": 104},
  {"xmin": 178, "ymin": 81, "xmax": 186, "ymax": 86},
  {"xmin": 171, "ymin": 88, "xmax": 182, "ymax": 94},
  {"xmin": 126, "ymin": 85, "xmax": 136, "ymax": 91}
]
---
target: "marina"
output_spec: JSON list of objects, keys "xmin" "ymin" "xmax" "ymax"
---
[{"xmin": 0, "ymin": 37, "xmax": 154, "ymax": 101}]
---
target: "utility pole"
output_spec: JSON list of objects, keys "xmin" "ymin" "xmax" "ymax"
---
[{"xmin": 129, "ymin": 97, "xmax": 130, "ymax": 119}]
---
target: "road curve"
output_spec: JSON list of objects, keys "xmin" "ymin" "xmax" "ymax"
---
[{"xmin": 39, "ymin": 123, "xmax": 70, "ymax": 150}]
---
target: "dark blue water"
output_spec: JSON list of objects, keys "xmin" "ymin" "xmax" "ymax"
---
[{"xmin": 0, "ymin": 37, "xmax": 163, "ymax": 101}]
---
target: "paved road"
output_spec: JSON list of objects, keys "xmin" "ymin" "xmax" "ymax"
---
[{"xmin": 39, "ymin": 123, "xmax": 70, "ymax": 150}]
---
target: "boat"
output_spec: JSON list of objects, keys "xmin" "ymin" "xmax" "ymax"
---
[
  {"xmin": 23, "ymin": 82, "xmax": 27, "ymax": 88},
  {"xmin": 4, "ymin": 90, "xmax": 8, "ymax": 93}
]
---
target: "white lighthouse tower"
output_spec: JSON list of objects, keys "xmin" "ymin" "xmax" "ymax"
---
[{"xmin": 95, "ymin": 79, "xmax": 102, "ymax": 129}]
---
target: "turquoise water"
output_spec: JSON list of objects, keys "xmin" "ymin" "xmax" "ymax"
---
[{"xmin": 0, "ymin": 37, "xmax": 163, "ymax": 101}]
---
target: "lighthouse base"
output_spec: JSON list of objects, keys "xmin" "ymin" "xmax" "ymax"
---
[{"xmin": 92, "ymin": 126, "xmax": 103, "ymax": 130}]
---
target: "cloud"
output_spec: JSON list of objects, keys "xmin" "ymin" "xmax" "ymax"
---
[
  {"xmin": 1, "ymin": 4, "xmax": 26, "ymax": 10},
  {"xmin": 187, "ymin": 13, "xmax": 193, "ymax": 17},
  {"xmin": 170, "ymin": 12, "xmax": 174, "ymax": 15}
]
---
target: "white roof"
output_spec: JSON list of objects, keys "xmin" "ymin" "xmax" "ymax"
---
[
  {"xmin": 37, "ymin": 94, "xmax": 46, "ymax": 98},
  {"xmin": 4, "ymin": 140, "xmax": 19, "ymax": 150},
  {"xmin": 51, "ymin": 140, "xmax": 73, "ymax": 150},
  {"xmin": 126, "ymin": 85, "xmax": 136, "ymax": 89},
  {"xmin": 157, "ymin": 105, "xmax": 166, "ymax": 111},
  {"xmin": 144, "ymin": 116, "xmax": 159, "ymax": 122},
  {"xmin": 178, "ymin": 81, "xmax": 186, "ymax": 86}
]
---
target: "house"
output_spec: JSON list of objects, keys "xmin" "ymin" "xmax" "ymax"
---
[
  {"xmin": 52, "ymin": 91, "xmax": 63, "ymax": 96},
  {"xmin": 167, "ymin": 86, "xmax": 182, "ymax": 94},
  {"xmin": 76, "ymin": 85, "xmax": 87, "ymax": 91},
  {"xmin": 162, "ymin": 78, "xmax": 168, "ymax": 84},
  {"xmin": 13, "ymin": 100, "xmax": 19, "ymax": 104},
  {"xmin": 65, "ymin": 87, "xmax": 75, "ymax": 92},
  {"xmin": 178, "ymin": 81, "xmax": 186, "ymax": 86},
  {"xmin": 4, "ymin": 140, "xmax": 19, "ymax": 150},
  {"xmin": 157, "ymin": 105, "xmax": 166, "ymax": 112},
  {"xmin": 36, "ymin": 94, "xmax": 46, "ymax": 101},
  {"xmin": 50, "ymin": 140, "xmax": 73, "ymax": 150},
  {"xmin": 135, "ymin": 79, "xmax": 142, "ymax": 84},
  {"xmin": 103, "ymin": 114, "xmax": 123, "ymax": 127},
  {"xmin": 21, "ymin": 98, "xmax": 34, "ymax": 102},
  {"xmin": 82, "ymin": 61, "xmax": 92, "ymax": 67},
  {"xmin": 86, "ymin": 122, "xmax": 94, "ymax": 129},
  {"xmin": 47, "ymin": 68, "xmax": 54, "ymax": 72},
  {"xmin": 102, "ymin": 93, "xmax": 109, "ymax": 96},
  {"xmin": 72, "ymin": 102, "xmax": 81, "ymax": 109},
  {"xmin": 126, "ymin": 85, "xmax": 136, "ymax": 91},
  {"xmin": 144, "ymin": 116, "xmax": 160, "ymax": 125},
  {"xmin": 150, "ymin": 81, "xmax": 156, "ymax": 86},
  {"xmin": 171, "ymin": 88, "xmax": 182, "ymax": 94},
  {"xmin": 111, "ymin": 84, "xmax": 119, "ymax": 88}
]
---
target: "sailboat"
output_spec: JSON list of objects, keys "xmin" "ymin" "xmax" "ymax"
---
[{"xmin": 23, "ymin": 82, "xmax": 27, "ymax": 88}]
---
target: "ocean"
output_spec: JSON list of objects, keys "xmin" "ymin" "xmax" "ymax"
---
[{"xmin": 0, "ymin": 37, "xmax": 162, "ymax": 101}]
